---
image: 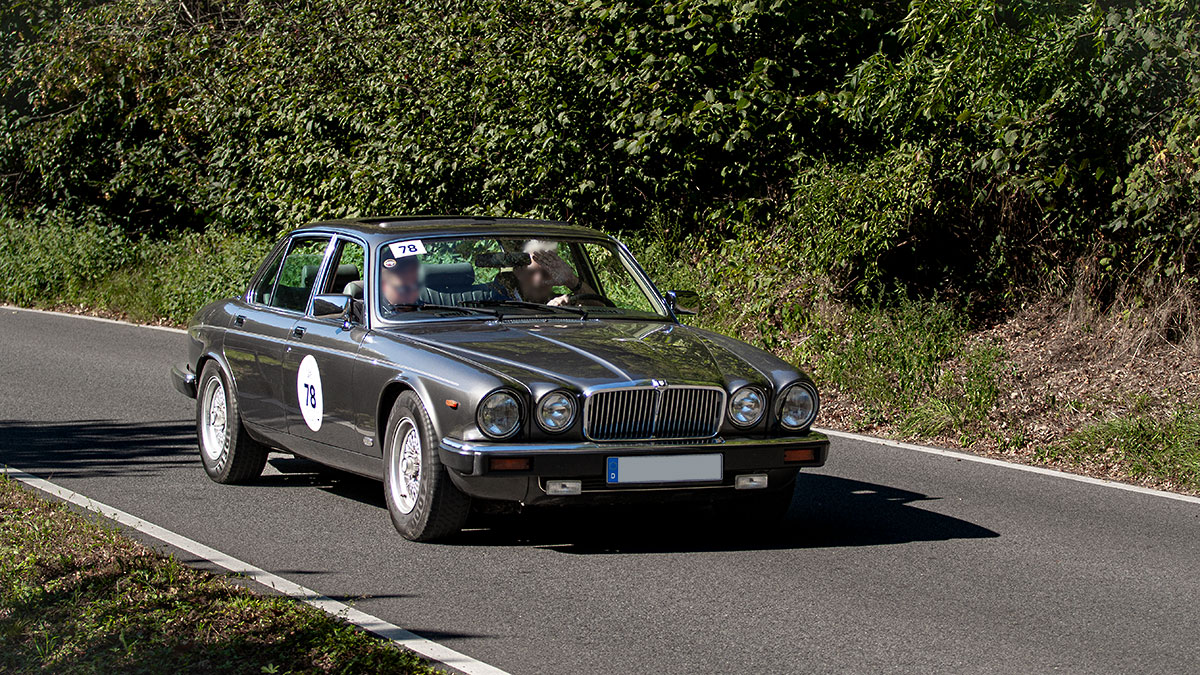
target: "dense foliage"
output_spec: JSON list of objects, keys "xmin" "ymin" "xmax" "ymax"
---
[{"xmin": 2, "ymin": 0, "xmax": 1197, "ymax": 309}]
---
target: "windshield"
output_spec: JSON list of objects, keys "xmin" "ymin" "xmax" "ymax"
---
[{"xmin": 375, "ymin": 236, "xmax": 668, "ymax": 322}]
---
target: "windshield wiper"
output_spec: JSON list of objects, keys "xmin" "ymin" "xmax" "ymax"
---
[
  {"xmin": 462, "ymin": 299, "xmax": 589, "ymax": 319},
  {"xmin": 391, "ymin": 303, "xmax": 501, "ymax": 317}
]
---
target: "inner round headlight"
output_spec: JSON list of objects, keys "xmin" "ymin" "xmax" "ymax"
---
[
  {"xmin": 536, "ymin": 390, "xmax": 577, "ymax": 432},
  {"xmin": 728, "ymin": 386, "xmax": 765, "ymax": 427},
  {"xmin": 477, "ymin": 390, "xmax": 521, "ymax": 439},
  {"xmin": 778, "ymin": 382, "xmax": 818, "ymax": 431}
]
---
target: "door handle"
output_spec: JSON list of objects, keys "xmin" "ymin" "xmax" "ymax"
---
[
  {"xmin": 292, "ymin": 326, "xmax": 306, "ymax": 338},
  {"xmin": 233, "ymin": 315, "xmax": 245, "ymax": 327}
]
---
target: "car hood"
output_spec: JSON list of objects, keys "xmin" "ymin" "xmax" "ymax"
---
[{"xmin": 387, "ymin": 319, "xmax": 770, "ymax": 390}]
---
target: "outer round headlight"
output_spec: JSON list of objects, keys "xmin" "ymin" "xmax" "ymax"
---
[
  {"xmin": 536, "ymin": 390, "xmax": 577, "ymax": 432},
  {"xmin": 778, "ymin": 382, "xmax": 819, "ymax": 431},
  {"xmin": 477, "ymin": 390, "xmax": 521, "ymax": 439},
  {"xmin": 728, "ymin": 386, "xmax": 765, "ymax": 427}
]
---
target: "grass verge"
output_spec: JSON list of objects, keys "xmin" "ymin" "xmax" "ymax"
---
[
  {"xmin": 1041, "ymin": 404, "xmax": 1200, "ymax": 492},
  {"xmin": 0, "ymin": 474, "xmax": 434, "ymax": 674}
]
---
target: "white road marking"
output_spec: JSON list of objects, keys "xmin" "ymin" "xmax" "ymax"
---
[
  {"xmin": 1, "ymin": 466, "xmax": 513, "ymax": 675},
  {"xmin": 816, "ymin": 427, "xmax": 1200, "ymax": 506},
  {"xmin": 2, "ymin": 304, "xmax": 187, "ymax": 334}
]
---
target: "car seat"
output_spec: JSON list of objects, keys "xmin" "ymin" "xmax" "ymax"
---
[{"xmin": 420, "ymin": 263, "xmax": 499, "ymax": 305}]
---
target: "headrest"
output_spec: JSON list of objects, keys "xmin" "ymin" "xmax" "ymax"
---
[
  {"xmin": 302, "ymin": 264, "xmax": 322, "ymax": 288},
  {"xmin": 331, "ymin": 263, "xmax": 360, "ymax": 290},
  {"xmin": 343, "ymin": 280, "xmax": 364, "ymax": 299},
  {"xmin": 422, "ymin": 263, "xmax": 474, "ymax": 289}
]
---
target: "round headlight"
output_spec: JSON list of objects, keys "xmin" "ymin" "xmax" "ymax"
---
[
  {"xmin": 778, "ymin": 382, "xmax": 818, "ymax": 431},
  {"xmin": 536, "ymin": 390, "xmax": 577, "ymax": 432},
  {"xmin": 477, "ymin": 390, "xmax": 521, "ymax": 439},
  {"xmin": 728, "ymin": 386, "xmax": 765, "ymax": 427}
]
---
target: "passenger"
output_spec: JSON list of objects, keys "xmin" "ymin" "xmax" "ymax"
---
[
  {"xmin": 379, "ymin": 254, "xmax": 422, "ymax": 318},
  {"xmin": 511, "ymin": 240, "xmax": 595, "ymax": 306}
]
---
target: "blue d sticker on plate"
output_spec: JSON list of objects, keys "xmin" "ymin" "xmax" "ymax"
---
[{"xmin": 606, "ymin": 457, "xmax": 619, "ymax": 484}]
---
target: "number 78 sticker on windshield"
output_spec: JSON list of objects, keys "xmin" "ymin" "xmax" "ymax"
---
[{"xmin": 388, "ymin": 240, "xmax": 426, "ymax": 258}]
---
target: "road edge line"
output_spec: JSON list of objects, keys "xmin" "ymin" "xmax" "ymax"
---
[
  {"xmin": 2, "ymin": 304, "xmax": 187, "ymax": 334},
  {"xmin": 816, "ymin": 427, "xmax": 1200, "ymax": 506},
  {"xmin": 1, "ymin": 466, "xmax": 513, "ymax": 675}
]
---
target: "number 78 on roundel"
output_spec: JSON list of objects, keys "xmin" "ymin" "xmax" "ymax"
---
[{"xmin": 170, "ymin": 217, "xmax": 829, "ymax": 541}]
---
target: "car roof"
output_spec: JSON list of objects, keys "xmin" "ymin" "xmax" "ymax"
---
[{"xmin": 291, "ymin": 216, "xmax": 611, "ymax": 245}]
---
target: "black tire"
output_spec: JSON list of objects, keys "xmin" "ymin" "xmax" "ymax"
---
[
  {"xmin": 196, "ymin": 361, "xmax": 268, "ymax": 484},
  {"xmin": 383, "ymin": 391, "xmax": 471, "ymax": 541}
]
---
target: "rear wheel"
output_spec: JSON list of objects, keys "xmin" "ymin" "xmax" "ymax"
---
[
  {"xmin": 196, "ymin": 361, "xmax": 268, "ymax": 484},
  {"xmin": 383, "ymin": 391, "xmax": 471, "ymax": 541}
]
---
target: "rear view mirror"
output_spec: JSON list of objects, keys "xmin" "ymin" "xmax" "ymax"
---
[
  {"xmin": 664, "ymin": 290, "xmax": 700, "ymax": 316},
  {"xmin": 475, "ymin": 252, "xmax": 532, "ymax": 268}
]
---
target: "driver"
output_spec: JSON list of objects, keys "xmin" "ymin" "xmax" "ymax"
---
[
  {"xmin": 511, "ymin": 240, "xmax": 596, "ymax": 306},
  {"xmin": 379, "ymin": 254, "xmax": 422, "ymax": 318}
]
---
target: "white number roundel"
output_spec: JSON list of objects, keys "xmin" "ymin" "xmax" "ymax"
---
[{"xmin": 296, "ymin": 354, "xmax": 323, "ymax": 432}]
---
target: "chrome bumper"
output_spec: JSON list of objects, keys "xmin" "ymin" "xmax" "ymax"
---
[
  {"xmin": 438, "ymin": 432, "xmax": 829, "ymax": 477},
  {"xmin": 170, "ymin": 363, "xmax": 197, "ymax": 398}
]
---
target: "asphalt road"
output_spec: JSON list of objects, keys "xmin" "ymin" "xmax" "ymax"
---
[{"xmin": 2, "ymin": 307, "xmax": 1198, "ymax": 674}]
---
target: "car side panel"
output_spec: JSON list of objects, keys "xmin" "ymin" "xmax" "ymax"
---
[
  {"xmin": 223, "ymin": 301, "xmax": 297, "ymax": 431},
  {"xmin": 281, "ymin": 319, "xmax": 370, "ymax": 457}
]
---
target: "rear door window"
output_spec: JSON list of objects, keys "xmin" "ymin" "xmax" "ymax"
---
[
  {"xmin": 269, "ymin": 236, "xmax": 333, "ymax": 313},
  {"xmin": 322, "ymin": 239, "xmax": 365, "ymax": 296}
]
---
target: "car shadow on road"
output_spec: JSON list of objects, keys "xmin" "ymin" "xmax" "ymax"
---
[
  {"xmin": 453, "ymin": 473, "xmax": 1000, "ymax": 553},
  {"xmin": 255, "ymin": 455, "xmax": 388, "ymax": 509},
  {"xmin": 0, "ymin": 419, "xmax": 195, "ymax": 479},
  {"xmin": 226, "ymin": 456, "xmax": 1000, "ymax": 554}
]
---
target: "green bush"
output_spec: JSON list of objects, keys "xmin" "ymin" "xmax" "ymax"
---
[
  {"xmin": 4, "ymin": 0, "xmax": 1195, "ymax": 305},
  {"xmin": 0, "ymin": 221, "xmax": 270, "ymax": 324},
  {"xmin": 1044, "ymin": 404, "xmax": 1200, "ymax": 490},
  {"xmin": 0, "ymin": 214, "xmax": 131, "ymax": 306}
]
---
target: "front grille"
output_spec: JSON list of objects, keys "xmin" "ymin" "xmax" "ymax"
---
[{"xmin": 583, "ymin": 386, "xmax": 725, "ymax": 441}]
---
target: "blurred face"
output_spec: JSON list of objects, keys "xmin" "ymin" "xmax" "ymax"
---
[
  {"xmin": 512, "ymin": 257, "xmax": 554, "ymax": 303},
  {"xmin": 381, "ymin": 263, "xmax": 420, "ymax": 305}
]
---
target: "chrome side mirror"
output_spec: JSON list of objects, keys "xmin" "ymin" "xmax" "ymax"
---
[
  {"xmin": 312, "ymin": 293, "xmax": 354, "ymax": 330},
  {"xmin": 664, "ymin": 290, "xmax": 700, "ymax": 316}
]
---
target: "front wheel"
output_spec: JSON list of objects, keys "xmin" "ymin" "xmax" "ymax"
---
[
  {"xmin": 196, "ymin": 361, "xmax": 268, "ymax": 484},
  {"xmin": 383, "ymin": 391, "xmax": 471, "ymax": 541}
]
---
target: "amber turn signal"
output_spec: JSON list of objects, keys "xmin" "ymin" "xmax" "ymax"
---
[
  {"xmin": 445, "ymin": 399, "xmax": 459, "ymax": 409},
  {"xmin": 784, "ymin": 448, "xmax": 817, "ymax": 463},
  {"xmin": 489, "ymin": 457, "xmax": 531, "ymax": 472}
]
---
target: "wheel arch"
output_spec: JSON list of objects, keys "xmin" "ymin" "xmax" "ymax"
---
[
  {"xmin": 377, "ymin": 378, "xmax": 444, "ymax": 447},
  {"xmin": 195, "ymin": 349, "xmax": 238, "ymax": 401}
]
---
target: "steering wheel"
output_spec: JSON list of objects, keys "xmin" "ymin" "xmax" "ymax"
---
[{"xmin": 571, "ymin": 292, "xmax": 616, "ymax": 308}]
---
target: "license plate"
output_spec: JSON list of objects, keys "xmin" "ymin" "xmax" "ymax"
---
[{"xmin": 605, "ymin": 454, "xmax": 723, "ymax": 484}]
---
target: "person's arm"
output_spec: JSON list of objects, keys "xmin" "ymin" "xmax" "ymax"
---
[
  {"xmin": 547, "ymin": 277, "xmax": 596, "ymax": 306},
  {"xmin": 532, "ymin": 250, "xmax": 595, "ymax": 305}
]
